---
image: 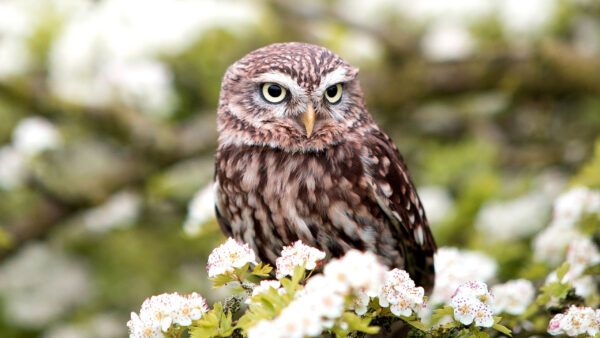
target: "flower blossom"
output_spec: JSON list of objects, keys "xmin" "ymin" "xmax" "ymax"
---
[
  {"xmin": 450, "ymin": 281, "xmax": 495, "ymax": 328},
  {"xmin": 491, "ymin": 279, "xmax": 535, "ymax": 315},
  {"xmin": 248, "ymin": 250, "xmax": 388, "ymax": 338},
  {"xmin": 565, "ymin": 237, "xmax": 600, "ymax": 276},
  {"xmin": 275, "ymin": 240, "xmax": 326, "ymax": 279},
  {"xmin": 378, "ymin": 269, "xmax": 425, "ymax": 317},
  {"xmin": 547, "ymin": 306, "xmax": 600, "ymax": 336},
  {"xmin": 430, "ymin": 247, "xmax": 497, "ymax": 306},
  {"xmin": 544, "ymin": 237, "xmax": 600, "ymax": 299},
  {"xmin": 246, "ymin": 280, "xmax": 285, "ymax": 305},
  {"xmin": 206, "ymin": 238, "xmax": 257, "ymax": 277},
  {"xmin": 532, "ymin": 187, "xmax": 600, "ymax": 266},
  {"xmin": 12, "ymin": 116, "xmax": 62, "ymax": 157},
  {"xmin": 127, "ymin": 292, "xmax": 208, "ymax": 337}
]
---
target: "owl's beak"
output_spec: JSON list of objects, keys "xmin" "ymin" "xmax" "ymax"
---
[{"xmin": 301, "ymin": 102, "xmax": 316, "ymax": 137}]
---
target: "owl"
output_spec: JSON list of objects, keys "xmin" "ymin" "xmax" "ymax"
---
[{"xmin": 214, "ymin": 42, "xmax": 436, "ymax": 291}]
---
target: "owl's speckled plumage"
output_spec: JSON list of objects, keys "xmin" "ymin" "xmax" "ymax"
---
[{"xmin": 214, "ymin": 42, "xmax": 436, "ymax": 291}]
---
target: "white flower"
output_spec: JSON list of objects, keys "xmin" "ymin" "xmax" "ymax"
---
[
  {"xmin": 183, "ymin": 184, "xmax": 216, "ymax": 236},
  {"xmin": 130, "ymin": 292, "xmax": 208, "ymax": 335},
  {"xmin": 48, "ymin": 0, "xmax": 261, "ymax": 116},
  {"xmin": 12, "ymin": 116, "xmax": 61, "ymax": 157},
  {"xmin": 100, "ymin": 60, "xmax": 177, "ymax": 117},
  {"xmin": 246, "ymin": 280, "xmax": 285, "ymax": 304},
  {"xmin": 139, "ymin": 294, "xmax": 178, "ymax": 332},
  {"xmin": 250, "ymin": 250, "xmax": 388, "ymax": 337},
  {"xmin": 351, "ymin": 291, "xmax": 370, "ymax": 316},
  {"xmin": 565, "ymin": 237, "xmax": 600, "ymax": 276},
  {"xmin": 421, "ymin": 21, "xmax": 474, "ymax": 62},
  {"xmin": 552, "ymin": 186, "xmax": 600, "ymax": 225},
  {"xmin": 430, "ymin": 247, "xmax": 497, "ymax": 306},
  {"xmin": 492, "ymin": 279, "xmax": 535, "ymax": 315},
  {"xmin": 127, "ymin": 312, "xmax": 164, "ymax": 338},
  {"xmin": 276, "ymin": 241, "xmax": 326, "ymax": 279},
  {"xmin": 499, "ymin": 0, "xmax": 557, "ymax": 38},
  {"xmin": 0, "ymin": 145, "xmax": 25, "ymax": 190},
  {"xmin": 418, "ymin": 185, "xmax": 454, "ymax": 225},
  {"xmin": 450, "ymin": 281, "xmax": 495, "ymax": 328},
  {"xmin": 83, "ymin": 191, "xmax": 141, "ymax": 233},
  {"xmin": 475, "ymin": 191, "xmax": 551, "ymax": 242},
  {"xmin": 324, "ymin": 250, "xmax": 386, "ymax": 296},
  {"xmin": 172, "ymin": 293, "xmax": 209, "ymax": 326},
  {"xmin": 547, "ymin": 306, "xmax": 600, "ymax": 336},
  {"xmin": 533, "ymin": 225, "xmax": 583, "ymax": 266},
  {"xmin": 378, "ymin": 269, "xmax": 424, "ymax": 317},
  {"xmin": 0, "ymin": 243, "xmax": 92, "ymax": 328},
  {"xmin": 206, "ymin": 238, "xmax": 257, "ymax": 277},
  {"xmin": 247, "ymin": 320, "xmax": 279, "ymax": 338}
]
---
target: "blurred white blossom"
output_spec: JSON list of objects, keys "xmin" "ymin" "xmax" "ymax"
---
[
  {"xmin": 533, "ymin": 225, "xmax": 583, "ymax": 266},
  {"xmin": 0, "ymin": 145, "xmax": 26, "ymax": 190},
  {"xmin": 183, "ymin": 184, "xmax": 216, "ymax": 236},
  {"xmin": 418, "ymin": 185, "xmax": 454, "ymax": 225},
  {"xmin": 48, "ymin": 0, "xmax": 261, "ymax": 117},
  {"xmin": 566, "ymin": 237, "xmax": 600, "ymax": 276},
  {"xmin": 84, "ymin": 191, "xmax": 141, "ymax": 233},
  {"xmin": 451, "ymin": 281, "xmax": 495, "ymax": 328},
  {"xmin": 0, "ymin": 243, "xmax": 92, "ymax": 328},
  {"xmin": 12, "ymin": 116, "xmax": 62, "ymax": 157},
  {"xmin": 100, "ymin": 60, "xmax": 178, "ymax": 118},
  {"xmin": 275, "ymin": 240, "xmax": 326, "ymax": 279},
  {"xmin": 430, "ymin": 247, "xmax": 497, "ymax": 306},
  {"xmin": 499, "ymin": 0, "xmax": 557, "ymax": 38},
  {"xmin": 491, "ymin": 279, "xmax": 535, "ymax": 315},
  {"xmin": 475, "ymin": 191, "xmax": 551, "ymax": 242},
  {"xmin": 421, "ymin": 21, "xmax": 474, "ymax": 62},
  {"xmin": 43, "ymin": 313, "xmax": 125, "ymax": 338},
  {"xmin": 533, "ymin": 187, "xmax": 600, "ymax": 265},
  {"xmin": 206, "ymin": 238, "xmax": 257, "ymax": 278},
  {"xmin": 547, "ymin": 305, "xmax": 600, "ymax": 336}
]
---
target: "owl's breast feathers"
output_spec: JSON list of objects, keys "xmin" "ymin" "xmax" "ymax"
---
[{"xmin": 214, "ymin": 129, "xmax": 436, "ymax": 292}]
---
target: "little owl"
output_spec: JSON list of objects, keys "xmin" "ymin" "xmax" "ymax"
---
[{"xmin": 214, "ymin": 42, "xmax": 436, "ymax": 291}]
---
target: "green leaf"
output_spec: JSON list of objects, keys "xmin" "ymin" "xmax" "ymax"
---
[
  {"xmin": 209, "ymin": 273, "xmax": 238, "ymax": 288},
  {"xmin": 431, "ymin": 305, "xmax": 455, "ymax": 324},
  {"xmin": 342, "ymin": 312, "xmax": 380, "ymax": 334},
  {"xmin": 251, "ymin": 262, "xmax": 273, "ymax": 277},
  {"xmin": 492, "ymin": 316, "xmax": 512, "ymax": 337},
  {"xmin": 556, "ymin": 262, "xmax": 570, "ymax": 281}
]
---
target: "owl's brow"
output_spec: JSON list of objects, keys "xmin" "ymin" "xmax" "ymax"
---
[
  {"xmin": 315, "ymin": 67, "xmax": 354, "ymax": 95},
  {"xmin": 254, "ymin": 72, "xmax": 304, "ymax": 97}
]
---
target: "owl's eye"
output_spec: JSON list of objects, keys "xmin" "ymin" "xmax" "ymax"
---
[
  {"xmin": 261, "ymin": 83, "xmax": 287, "ymax": 103},
  {"xmin": 324, "ymin": 83, "xmax": 343, "ymax": 104}
]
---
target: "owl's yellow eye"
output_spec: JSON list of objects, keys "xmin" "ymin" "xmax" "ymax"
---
[
  {"xmin": 261, "ymin": 83, "xmax": 287, "ymax": 103},
  {"xmin": 324, "ymin": 83, "xmax": 343, "ymax": 104}
]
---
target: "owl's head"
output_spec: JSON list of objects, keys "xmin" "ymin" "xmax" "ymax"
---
[{"xmin": 217, "ymin": 42, "xmax": 373, "ymax": 153}]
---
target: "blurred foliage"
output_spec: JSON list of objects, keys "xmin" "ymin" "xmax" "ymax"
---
[{"xmin": 0, "ymin": 0, "xmax": 599, "ymax": 336}]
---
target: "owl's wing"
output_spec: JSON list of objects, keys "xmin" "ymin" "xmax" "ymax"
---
[{"xmin": 364, "ymin": 129, "xmax": 436, "ymax": 292}]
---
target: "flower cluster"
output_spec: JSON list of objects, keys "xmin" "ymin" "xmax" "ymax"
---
[
  {"xmin": 275, "ymin": 240, "xmax": 326, "ymax": 279},
  {"xmin": 248, "ymin": 250, "xmax": 389, "ymax": 338},
  {"xmin": 450, "ymin": 281, "xmax": 495, "ymax": 328},
  {"xmin": 547, "ymin": 305, "xmax": 600, "ymax": 336},
  {"xmin": 544, "ymin": 237, "xmax": 600, "ymax": 299},
  {"xmin": 491, "ymin": 279, "xmax": 535, "ymax": 315},
  {"xmin": 378, "ymin": 269, "xmax": 425, "ymax": 317},
  {"xmin": 206, "ymin": 238, "xmax": 257, "ymax": 277},
  {"xmin": 430, "ymin": 247, "xmax": 497, "ymax": 305},
  {"xmin": 533, "ymin": 186, "xmax": 600, "ymax": 265},
  {"xmin": 127, "ymin": 292, "xmax": 209, "ymax": 338}
]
